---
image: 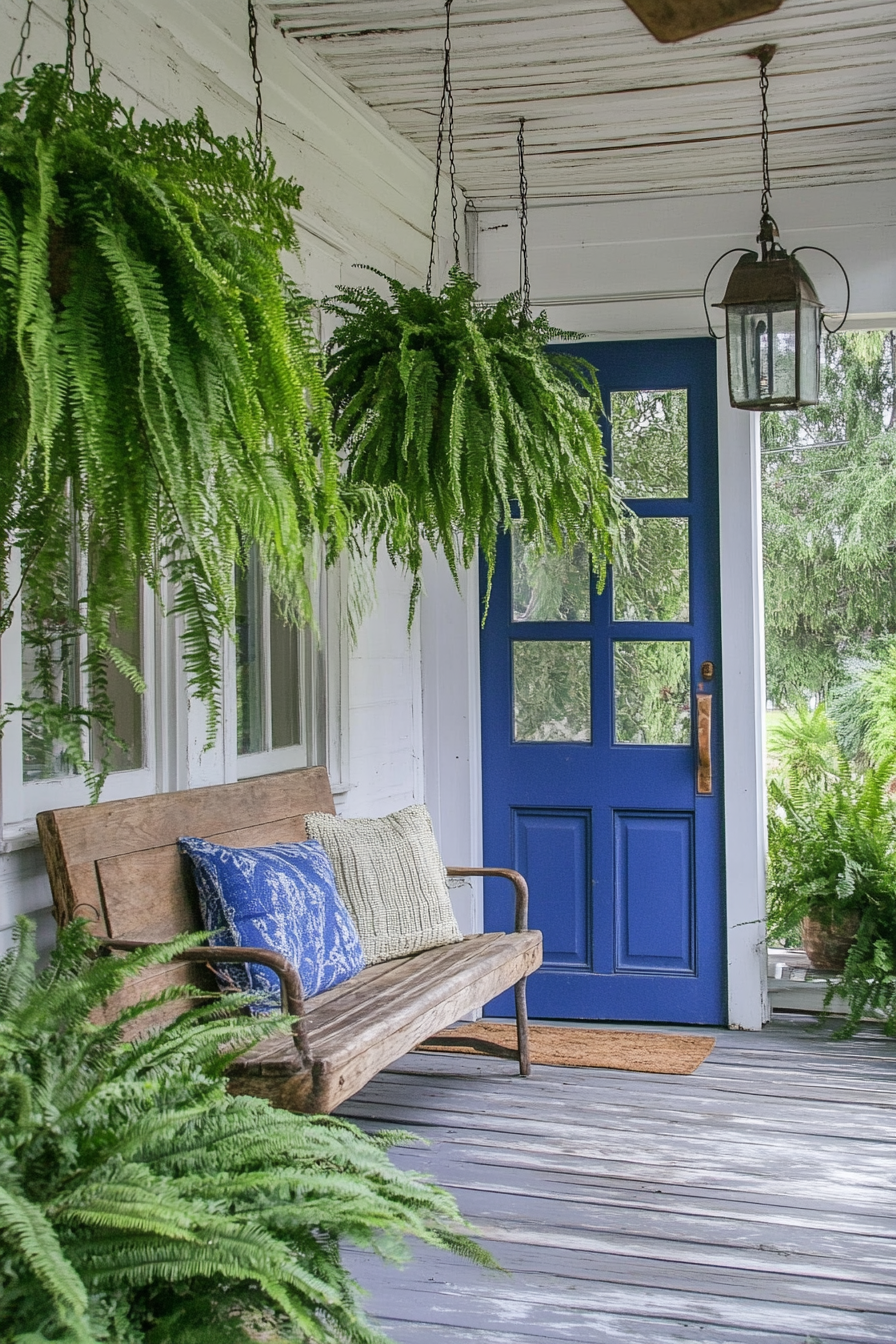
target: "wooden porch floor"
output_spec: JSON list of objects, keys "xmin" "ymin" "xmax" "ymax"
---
[{"xmin": 336, "ymin": 1019, "xmax": 896, "ymax": 1344}]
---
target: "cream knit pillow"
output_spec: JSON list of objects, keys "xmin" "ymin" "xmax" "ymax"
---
[{"xmin": 303, "ymin": 805, "xmax": 463, "ymax": 966}]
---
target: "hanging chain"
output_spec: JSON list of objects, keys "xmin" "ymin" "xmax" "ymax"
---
[
  {"xmin": 65, "ymin": 0, "xmax": 76, "ymax": 88},
  {"xmin": 426, "ymin": 0, "xmax": 460, "ymax": 293},
  {"xmin": 63, "ymin": 0, "xmax": 96, "ymax": 88},
  {"xmin": 10, "ymin": 0, "xmax": 34, "ymax": 79},
  {"xmin": 247, "ymin": 0, "xmax": 265, "ymax": 164},
  {"xmin": 517, "ymin": 117, "xmax": 531, "ymax": 321},
  {"xmin": 758, "ymin": 56, "xmax": 771, "ymax": 218},
  {"xmin": 78, "ymin": 0, "xmax": 97, "ymax": 86},
  {"xmin": 749, "ymin": 44, "xmax": 778, "ymax": 253}
]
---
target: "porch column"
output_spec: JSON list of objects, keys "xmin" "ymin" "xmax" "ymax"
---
[{"xmin": 717, "ymin": 347, "xmax": 769, "ymax": 1030}]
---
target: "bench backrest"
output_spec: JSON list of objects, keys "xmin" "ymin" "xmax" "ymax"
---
[{"xmin": 37, "ymin": 767, "xmax": 336, "ymax": 1019}]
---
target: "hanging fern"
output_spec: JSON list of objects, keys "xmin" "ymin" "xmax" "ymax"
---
[
  {"xmin": 0, "ymin": 64, "xmax": 346, "ymax": 786},
  {"xmin": 324, "ymin": 268, "xmax": 627, "ymax": 611},
  {"xmin": 0, "ymin": 917, "xmax": 496, "ymax": 1342}
]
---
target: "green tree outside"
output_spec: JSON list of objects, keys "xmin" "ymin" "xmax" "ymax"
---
[{"xmin": 762, "ymin": 330, "xmax": 896, "ymax": 707}]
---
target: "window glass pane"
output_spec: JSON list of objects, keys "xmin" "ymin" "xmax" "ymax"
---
[
  {"xmin": 613, "ymin": 518, "xmax": 689, "ymax": 622},
  {"xmin": 21, "ymin": 622, "xmax": 79, "ymax": 782},
  {"xmin": 513, "ymin": 641, "xmax": 591, "ymax": 743},
  {"xmin": 512, "ymin": 524, "xmax": 590, "ymax": 622},
  {"xmin": 614, "ymin": 640, "xmax": 691, "ymax": 745},
  {"xmin": 236, "ymin": 551, "xmax": 264, "ymax": 756},
  {"xmin": 90, "ymin": 591, "xmax": 144, "ymax": 773},
  {"xmin": 611, "ymin": 389, "xmax": 688, "ymax": 499},
  {"xmin": 21, "ymin": 533, "xmax": 80, "ymax": 781},
  {"xmin": 22, "ymin": 538, "xmax": 144, "ymax": 780},
  {"xmin": 270, "ymin": 599, "xmax": 302, "ymax": 750}
]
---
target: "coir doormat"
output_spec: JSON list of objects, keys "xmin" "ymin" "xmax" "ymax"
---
[{"xmin": 416, "ymin": 1022, "xmax": 715, "ymax": 1075}]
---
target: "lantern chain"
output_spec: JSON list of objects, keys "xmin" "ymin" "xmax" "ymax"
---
[
  {"xmin": 758, "ymin": 54, "xmax": 772, "ymax": 219},
  {"xmin": 247, "ymin": 0, "xmax": 265, "ymax": 165},
  {"xmin": 517, "ymin": 118, "xmax": 531, "ymax": 321},
  {"xmin": 749, "ymin": 43, "xmax": 778, "ymax": 255},
  {"xmin": 10, "ymin": 0, "xmax": 34, "ymax": 79},
  {"xmin": 427, "ymin": 0, "xmax": 460, "ymax": 294}
]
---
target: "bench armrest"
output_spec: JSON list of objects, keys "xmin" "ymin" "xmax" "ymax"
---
[
  {"xmin": 99, "ymin": 939, "xmax": 311, "ymax": 1068},
  {"xmin": 445, "ymin": 866, "xmax": 529, "ymax": 933}
]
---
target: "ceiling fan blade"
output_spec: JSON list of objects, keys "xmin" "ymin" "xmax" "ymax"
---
[{"xmin": 622, "ymin": 0, "xmax": 784, "ymax": 43}]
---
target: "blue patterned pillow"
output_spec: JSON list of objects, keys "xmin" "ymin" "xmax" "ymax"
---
[{"xmin": 178, "ymin": 837, "xmax": 365, "ymax": 1012}]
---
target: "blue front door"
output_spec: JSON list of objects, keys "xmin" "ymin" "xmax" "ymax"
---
[{"xmin": 481, "ymin": 338, "xmax": 725, "ymax": 1025}]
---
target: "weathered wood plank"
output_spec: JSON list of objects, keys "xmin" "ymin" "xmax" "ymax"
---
[
  {"xmin": 342, "ymin": 1270, "xmax": 896, "ymax": 1343},
  {"xmin": 415, "ymin": 1184, "xmax": 896, "ymax": 1274},
  {"xmin": 347, "ymin": 1070, "xmax": 896, "ymax": 1139}
]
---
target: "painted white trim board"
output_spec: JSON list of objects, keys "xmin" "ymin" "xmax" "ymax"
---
[{"xmin": 717, "ymin": 348, "xmax": 769, "ymax": 1031}]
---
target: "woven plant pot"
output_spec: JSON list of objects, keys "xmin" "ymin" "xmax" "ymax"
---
[{"xmin": 801, "ymin": 914, "xmax": 860, "ymax": 972}]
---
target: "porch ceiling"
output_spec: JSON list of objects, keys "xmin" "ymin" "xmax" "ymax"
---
[{"xmin": 270, "ymin": 0, "xmax": 896, "ymax": 209}]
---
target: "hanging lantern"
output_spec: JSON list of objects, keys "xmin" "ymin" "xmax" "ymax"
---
[{"xmin": 703, "ymin": 46, "xmax": 849, "ymax": 412}]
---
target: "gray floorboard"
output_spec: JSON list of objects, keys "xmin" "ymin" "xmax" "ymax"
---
[{"xmin": 335, "ymin": 1020, "xmax": 896, "ymax": 1343}]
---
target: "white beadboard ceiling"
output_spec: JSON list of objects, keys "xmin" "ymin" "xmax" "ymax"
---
[{"xmin": 269, "ymin": 0, "xmax": 896, "ymax": 208}]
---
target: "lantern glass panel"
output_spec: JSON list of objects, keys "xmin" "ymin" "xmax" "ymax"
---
[
  {"xmin": 771, "ymin": 307, "xmax": 797, "ymax": 402},
  {"xmin": 726, "ymin": 303, "xmax": 800, "ymax": 407},
  {"xmin": 799, "ymin": 302, "xmax": 821, "ymax": 405}
]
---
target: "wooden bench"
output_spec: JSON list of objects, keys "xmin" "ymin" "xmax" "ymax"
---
[{"xmin": 38, "ymin": 767, "xmax": 543, "ymax": 1113}]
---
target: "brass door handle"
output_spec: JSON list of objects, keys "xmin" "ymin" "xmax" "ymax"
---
[{"xmin": 696, "ymin": 693, "xmax": 712, "ymax": 795}]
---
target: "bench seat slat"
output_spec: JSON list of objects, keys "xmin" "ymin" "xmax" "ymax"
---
[{"xmin": 228, "ymin": 930, "xmax": 542, "ymax": 1112}]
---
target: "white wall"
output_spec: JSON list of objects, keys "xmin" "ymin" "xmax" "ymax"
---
[
  {"xmin": 419, "ymin": 550, "xmax": 483, "ymax": 935},
  {"xmin": 0, "ymin": 0, "xmax": 458, "ymax": 950},
  {"xmin": 473, "ymin": 182, "xmax": 896, "ymax": 338}
]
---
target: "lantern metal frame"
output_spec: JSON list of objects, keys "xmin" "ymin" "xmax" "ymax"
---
[{"xmin": 702, "ymin": 45, "xmax": 850, "ymax": 411}]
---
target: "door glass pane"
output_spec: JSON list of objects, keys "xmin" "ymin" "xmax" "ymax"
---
[
  {"xmin": 611, "ymin": 389, "xmax": 688, "ymax": 498},
  {"xmin": 512, "ymin": 524, "xmax": 590, "ymax": 622},
  {"xmin": 613, "ymin": 518, "xmax": 690, "ymax": 622},
  {"xmin": 513, "ymin": 641, "xmax": 591, "ymax": 743},
  {"xmin": 614, "ymin": 640, "xmax": 691, "ymax": 745}
]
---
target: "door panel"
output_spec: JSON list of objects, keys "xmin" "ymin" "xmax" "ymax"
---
[
  {"xmin": 513, "ymin": 808, "xmax": 592, "ymax": 970},
  {"xmin": 613, "ymin": 811, "xmax": 695, "ymax": 972},
  {"xmin": 481, "ymin": 337, "xmax": 725, "ymax": 1025}
]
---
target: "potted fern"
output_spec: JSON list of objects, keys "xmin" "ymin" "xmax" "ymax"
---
[
  {"xmin": 0, "ymin": 64, "xmax": 345, "ymax": 787},
  {"xmin": 325, "ymin": 269, "xmax": 626, "ymax": 610},
  {"xmin": 0, "ymin": 917, "xmax": 495, "ymax": 1342},
  {"xmin": 767, "ymin": 705, "xmax": 896, "ymax": 1035}
]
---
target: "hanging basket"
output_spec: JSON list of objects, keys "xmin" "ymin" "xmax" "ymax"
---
[{"xmin": 324, "ymin": 7, "xmax": 626, "ymax": 609}]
